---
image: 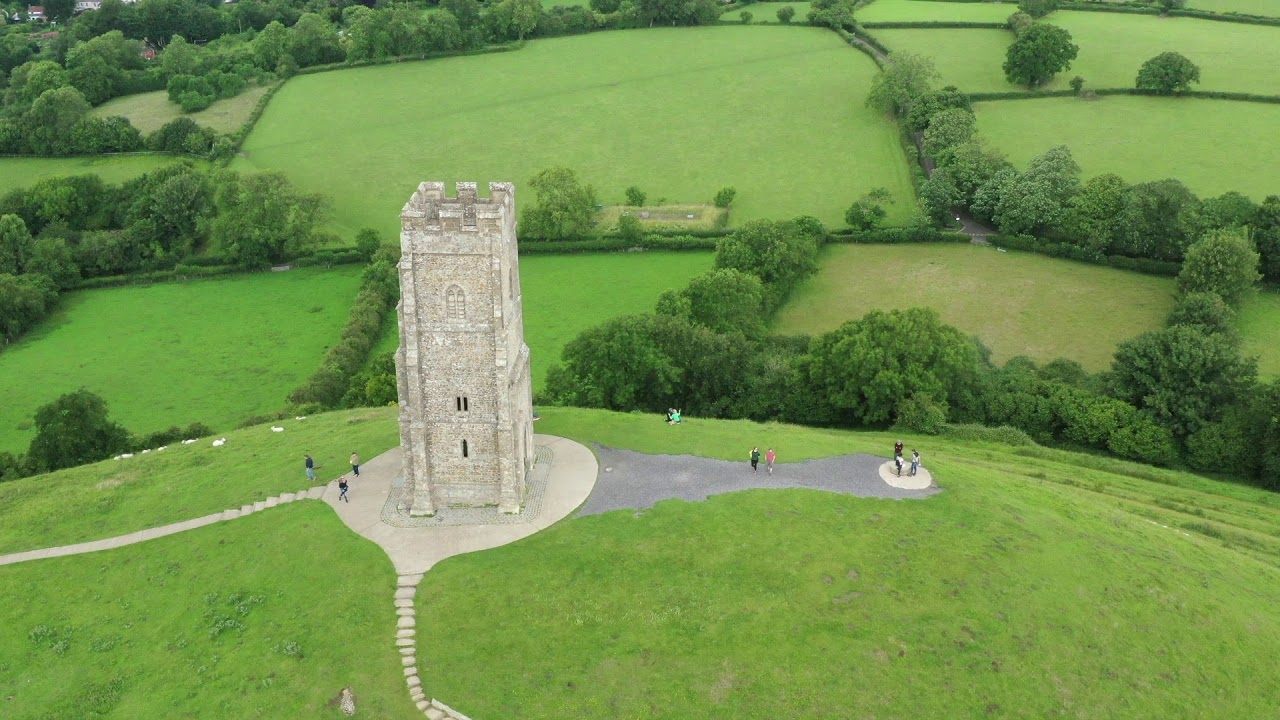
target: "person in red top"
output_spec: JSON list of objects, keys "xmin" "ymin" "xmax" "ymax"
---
[{"xmin": 766, "ymin": 448, "xmax": 776, "ymax": 475}]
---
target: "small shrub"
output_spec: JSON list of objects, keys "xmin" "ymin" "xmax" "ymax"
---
[
  {"xmin": 713, "ymin": 186, "xmax": 737, "ymax": 208},
  {"xmin": 617, "ymin": 214, "xmax": 644, "ymax": 243},
  {"xmin": 777, "ymin": 5, "xmax": 795, "ymax": 23},
  {"xmin": 896, "ymin": 392, "xmax": 948, "ymax": 435},
  {"xmin": 941, "ymin": 423, "xmax": 1036, "ymax": 446},
  {"xmin": 624, "ymin": 186, "xmax": 646, "ymax": 206},
  {"xmin": 1069, "ymin": 75, "xmax": 1085, "ymax": 94},
  {"xmin": 739, "ymin": 10, "xmax": 753, "ymax": 23}
]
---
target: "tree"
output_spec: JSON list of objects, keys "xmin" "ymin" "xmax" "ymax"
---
[
  {"xmin": 1136, "ymin": 52, "xmax": 1200, "ymax": 94},
  {"xmin": 43, "ymin": 0, "xmax": 76, "ymax": 22},
  {"xmin": 1158, "ymin": 0, "xmax": 1187, "ymax": 10},
  {"xmin": 1003, "ymin": 23, "xmax": 1078, "ymax": 88},
  {"xmin": 625, "ymin": 186, "xmax": 647, "ymax": 206},
  {"xmin": 356, "ymin": 228, "xmax": 382, "ymax": 260},
  {"xmin": 5, "ymin": 61, "xmax": 69, "ymax": 107},
  {"xmin": 0, "ymin": 214, "xmax": 33, "ymax": 275},
  {"xmin": 991, "ymin": 145, "xmax": 1080, "ymax": 236},
  {"xmin": 0, "ymin": 34, "xmax": 35, "ymax": 77},
  {"xmin": 866, "ymin": 52, "xmax": 940, "ymax": 114},
  {"xmin": 1177, "ymin": 229, "xmax": 1261, "ymax": 306},
  {"xmin": 904, "ymin": 85, "xmax": 971, "ymax": 133},
  {"xmin": 1017, "ymin": 0, "xmax": 1058, "ymax": 18},
  {"xmin": 1110, "ymin": 325, "xmax": 1256, "ymax": 439},
  {"xmin": 938, "ymin": 140, "xmax": 1011, "ymax": 206},
  {"xmin": 211, "ymin": 172, "xmax": 329, "ymax": 267},
  {"xmin": 72, "ymin": 115, "xmax": 143, "ymax": 154},
  {"xmin": 522, "ymin": 167, "xmax": 598, "ymax": 240},
  {"xmin": 617, "ymin": 213, "xmax": 644, "ymax": 243},
  {"xmin": 919, "ymin": 169, "xmax": 962, "ymax": 226},
  {"xmin": 288, "ymin": 13, "xmax": 345, "ymax": 66},
  {"xmin": 1007, "ymin": 11, "xmax": 1034, "ymax": 36},
  {"xmin": 23, "ymin": 87, "xmax": 92, "ymax": 156},
  {"xmin": 442, "ymin": 0, "xmax": 485, "ymax": 47},
  {"xmin": 739, "ymin": 10, "xmax": 753, "ymax": 23},
  {"xmin": 805, "ymin": 307, "xmax": 983, "ymax": 425},
  {"xmin": 714, "ymin": 218, "xmax": 822, "ymax": 306},
  {"xmin": 25, "ymin": 237, "xmax": 80, "ymax": 290},
  {"xmin": 1062, "ymin": 173, "xmax": 1130, "ymax": 254},
  {"xmin": 1069, "ymin": 75, "xmax": 1085, "ymax": 94},
  {"xmin": 1190, "ymin": 191, "xmax": 1256, "ymax": 238},
  {"xmin": 0, "ymin": 273, "xmax": 58, "ymax": 342},
  {"xmin": 661, "ymin": 268, "xmax": 765, "ymax": 336},
  {"xmin": 1166, "ymin": 291, "xmax": 1237, "ymax": 338},
  {"xmin": 1113, "ymin": 178, "xmax": 1201, "ymax": 261},
  {"xmin": 921, "ymin": 108, "xmax": 976, "ymax": 164},
  {"xmin": 807, "ymin": 0, "xmax": 856, "ymax": 30},
  {"xmin": 1253, "ymin": 195, "xmax": 1280, "ymax": 282},
  {"xmin": 545, "ymin": 314, "xmax": 679, "ymax": 410},
  {"xmin": 777, "ymin": 5, "xmax": 795, "ymax": 23},
  {"xmin": 26, "ymin": 390, "xmax": 132, "ymax": 473},
  {"xmin": 844, "ymin": 187, "xmax": 894, "ymax": 230},
  {"xmin": 158, "ymin": 35, "xmax": 203, "ymax": 78},
  {"xmin": 252, "ymin": 20, "xmax": 291, "ymax": 70}
]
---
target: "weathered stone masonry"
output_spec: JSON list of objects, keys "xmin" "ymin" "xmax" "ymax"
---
[{"xmin": 395, "ymin": 181, "xmax": 535, "ymax": 516}]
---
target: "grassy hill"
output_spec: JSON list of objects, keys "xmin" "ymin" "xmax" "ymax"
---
[
  {"xmin": 232, "ymin": 27, "xmax": 913, "ymax": 237},
  {"xmin": 3, "ymin": 407, "xmax": 1280, "ymax": 717},
  {"xmin": 90, "ymin": 84, "xmax": 273, "ymax": 135},
  {"xmin": 0, "ymin": 155, "xmax": 204, "ymax": 197}
]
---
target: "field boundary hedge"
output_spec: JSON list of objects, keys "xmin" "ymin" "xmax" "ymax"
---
[
  {"xmin": 987, "ymin": 234, "xmax": 1182, "ymax": 277},
  {"xmin": 74, "ymin": 248, "xmax": 368, "ymax": 290},
  {"xmin": 1057, "ymin": 1, "xmax": 1280, "ymax": 26},
  {"xmin": 969, "ymin": 88, "xmax": 1280, "ymax": 105},
  {"xmin": 860, "ymin": 21, "xmax": 1009, "ymax": 29}
]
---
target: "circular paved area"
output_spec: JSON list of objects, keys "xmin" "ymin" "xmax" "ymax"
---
[
  {"xmin": 577, "ymin": 446, "xmax": 940, "ymax": 516},
  {"xmin": 877, "ymin": 461, "xmax": 933, "ymax": 490}
]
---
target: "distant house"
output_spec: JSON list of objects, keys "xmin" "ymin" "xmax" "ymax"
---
[
  {"xmin": 75, "ymin": 0, "xmax": 102, "ymax": 11},
  {"xmin": 27, "ymin": 5, "xmax": 46, "ymax": 21},
  {"xmin": 141, "ymin": 44, "xmax": 157, "ymax": 60}
]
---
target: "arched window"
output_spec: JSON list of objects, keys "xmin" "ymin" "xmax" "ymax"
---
[
  {"xmin": 461, "ymin": 439, "xmax": 469, "ymax": 458},
  {"xmin": 445, "ymin": 285, "xmax": 465, "ymax": 320}
]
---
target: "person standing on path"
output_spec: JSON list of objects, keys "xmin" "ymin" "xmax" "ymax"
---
[
  {"xmin": 750, "ymin": 447, "xmax": 761, "ymax": 473},
  {"xmin": 766, "ymin": 448, "xmax": 776, "ymax": 475},
  {"xmin": 305, "ymin": 453, "xmax": 316, "ymax": 481},
  {"xmin": 910, "ymin": 450, "xmax": 921, "ymax": 477},
  {"xmin": 894, "ymin": 453, "xmax": 904, "ymax": 477},
  {"xmin": 338, "ymin": 476, "xmax": 350, "ymax": 502},
  {"xmin": 894, "ymin": 440, "xmax": 904, "ymax": 458},
  {"xmin": 350, "ymin": 452, "xmax": 360, "ymax": 478}
]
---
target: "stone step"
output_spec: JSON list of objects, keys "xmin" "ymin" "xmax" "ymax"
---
[
  {"xmin": 396, "ymin": 607, "xmax": 415, "ymax": 617},
  {"xmin": 240, "ymin": 504, "xmax": 255, "ymax": 515},
  {"xmin": 279, "ymin": 492, "xmax": 296, "ymax": 503},
  {"xmin": 397, "ymin": 616, "xmax": 416, "ymax": 629},
  {"xmin": 417, "ymin": 699, "xmax": 430, "ymax": 712},
  {"xmin": 396, "ymin": 628, "xmax": 415, "ymax": 639},
  {"xmin": 432, "ymin": 699, "xmax": 473, "ymax": 720},
  {"xmin": 398, "ymin": 574, "xmax": 424, "ymax": 588},
  {"xmin": 306, "ymin": 486, "xmax": 326, "ymax": 500},
  {"xmin": 396, "ymin": 637, "xmax": 415, "ymax": 647},
  {"xmin": 403, "ymin": 666, "xmax": 417, "ymax": 677},
  {"xmin": 296, "ymin": 489, "xmax": 310, "ymax": 500},
  {"xmin": 411, "ymin": 688, "xmax": 426, "ymax": 701},
  {"xmin": 401, "ymin": 655, "xmax": 416, "ymax": 667},
  {"xmin": 252, "ymin": 501, "xmax": 266, "ymax": 512},
  {"xmin": 395, "ymin": 598, "xmax": 414, "ymax": 608},
  {"xmin": 400, "ymin": 647, "xmax": 415, "ymax": 656},
  {"xmin": 395, "ymin": 587, "xmax": 416, "ymax": 600},
  {"xmin": 406, "ymin": 675, "xmax": 421, "ymax": 690},
  {"xmin": 425, "ymin": 707, "xmax": 445, "ymax": 720},
  {"xmin": 221, "ymin": 509, "xmax": 240, "ymax": 521},
  {"xmin": 264, "ymin": 497, "xmax": 279, "ymax": 509}
]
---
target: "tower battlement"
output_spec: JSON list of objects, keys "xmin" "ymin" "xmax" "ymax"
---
[{"xmin": 400, "ymin": 181, "xmax": 515, "ymax": 236}]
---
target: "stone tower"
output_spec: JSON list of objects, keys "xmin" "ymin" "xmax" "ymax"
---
[{"xmin": 394, "ymin": 181, "xmax": 534, "ymax": 516}]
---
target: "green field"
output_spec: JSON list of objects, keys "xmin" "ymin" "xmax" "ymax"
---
[
  {"xmin": 720, "ymin": 2, "xmax": 811, "ymax": 22},
  {"xmin": 234, "ymin": 27, "xmax": 913, "ymax": 236},
  {"xmin": 857, "ymin": 0, "xmax": 1018, "ymax": 23},
  {"xmin": 90, "ymin": 84, "xmax": 273, "ymax": 134},
  {"xmin": 0, "ymin": 267, "xmax": 364, "ymax": 455},
  {"xmin": 369, "ymin": 251, "xmax": 714, "ymax": 388},
  {"xmin": 0, "ymin": 502, "xmax": 421, "ymax": 719},
  {"xmin": 974, "ymin": 96, "xmax": 1280, "ymax": 200},
  {"xmin": 1239, "ymin": 290, "xmax": 1280, "ymax": 378},
  {"xmin": 1192, "ymin": 0, "xmax": 1280, "ymax": 15},
  {"xmin": 415, "ymin": 407, "xmax": 1280, "ymax": 719},
  {"xmin": 0, "ymin": 155, "xmax": 201, "ymax": 196},
  {"xmin": 773, "ymin": 243, "xmax": 1177, "ymax": 370},
  {"xmin": 869, "ymin": 13, "xmax": 1280, "ymax": 93}
]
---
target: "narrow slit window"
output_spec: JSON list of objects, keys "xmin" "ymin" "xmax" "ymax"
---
[
  {"xmin": 456, "ymin": 396, "xmax": 462, "ymax": 412},
  {"xmin": 462, "ymin": 439, "xmax": 469, "ymax": 458},
  {"xmin": 463, "ymin": 396, "xmax": 469, "ymax": 411}
]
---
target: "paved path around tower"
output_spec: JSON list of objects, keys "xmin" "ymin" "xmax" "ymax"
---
[{"xmin": 577, "ymin": 447, "xmax": 939, "ymax": 516}]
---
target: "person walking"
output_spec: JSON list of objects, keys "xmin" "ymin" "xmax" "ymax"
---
[
  {"xmin": 894, "ymin": 453, "xmax": 904, "ymax": 477},
  {"xmin": 305, "ymin": 453, "xmax": 316, "ymax": 481},
  {"xmin": 750, "ymin": 447, "xmax": 761, "ymax": 473},
  {"xmin": 350, "ymin": 452, "xmax": 361, "ymax": 478},
  {"xmin": 338, "ymin": 475, "xmax": 350, "ymax": 502},
  {"xmin": 766, "ymin": 448, "xmax": 776, "ymax": 475},
  {"xmin": 910, "ymin": 450, "xmax": 921, "ymax": 477}
]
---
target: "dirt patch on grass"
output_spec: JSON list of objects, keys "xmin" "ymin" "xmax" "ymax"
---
[{"xmin": 96, "ymin": 472, "xmax": 139, "ymax": 490}]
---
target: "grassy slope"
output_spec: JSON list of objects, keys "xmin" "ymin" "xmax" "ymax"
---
[
  {"xmin": 869, "ymin": 13, "xmax": 1280, "ymax": 94},
  {"xmin": 1239, "ymin": 290, "xmax": 1280, "ymax": 378},
  {"xmin": 0, "ymin": 266, "xmax": 364, "ymax": 455},
  {"xmin": 772, "ymin": 243, "xmax": 1177, "ymax": 370},
  {"xmin": 233, "ymin": 27, "xmax": 913, "ymax": 236},
  {"xmin": 974, "ymin": 96, "xmax": 1280, "ymax": 200},
  {"xmin": 0, "ymin": 407, "xmax": 399, "ymax": 554},
  {"xmin": 370, "ymin": 251, "xmax": 714, "ymax": 388},
  {"xmin": 0, "ymin": 155, "xmax": 202, "ymax": 196},
  {"xmin": 857, "ymin": 0, "xmax": 1017, "ymax": 22},
  {"xmin": 90, "ymin": 85, "xmax": 273, "ymax": 135},
  {"xmin": 417, "ymin": 407, "xmax": 1280, "ymax": 719},
  {"xmin": 0, "ymin": 502, "xmax": 421, "ymax": 720}
]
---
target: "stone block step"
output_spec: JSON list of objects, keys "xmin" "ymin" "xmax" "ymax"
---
[
  {"xmin": 264, "ymin": 497, "xmax": 279, "ymax": 508},
  {"xmin": 279, "ymin": 492, "xmax": 296, "ymax": 503},
  {"xmin": 396, "ymin": 637, "xmax": 416, "ymax": 647},
  {"xmin": 221, "ymin": 509, "xmax": 240, "ymax": 521},
  {"xmin": 398, "ymin": 574, "xmax": 424, "ymax": 588},
  {"xmin": 240, "ymin": 504, "xmax": 254, "ymax": 515},
  {"xmin": 395, "ymin": 598, "xmax": 414, "ymax": 608},
  {"xmin": 252, "ymin": 501, "xmax": 266, "ymax": 512},
  {"xmin": 397, "ymin": 607, "xmax": 415, "ymax": 617},
  {"xmin": 395, "ymin": 587, "xmax": 416, "ymax": 600}
]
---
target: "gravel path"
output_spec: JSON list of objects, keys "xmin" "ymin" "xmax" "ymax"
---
[{"xmin": 577, "ymin": 446, "xmax": 940, "ymax": 516}]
